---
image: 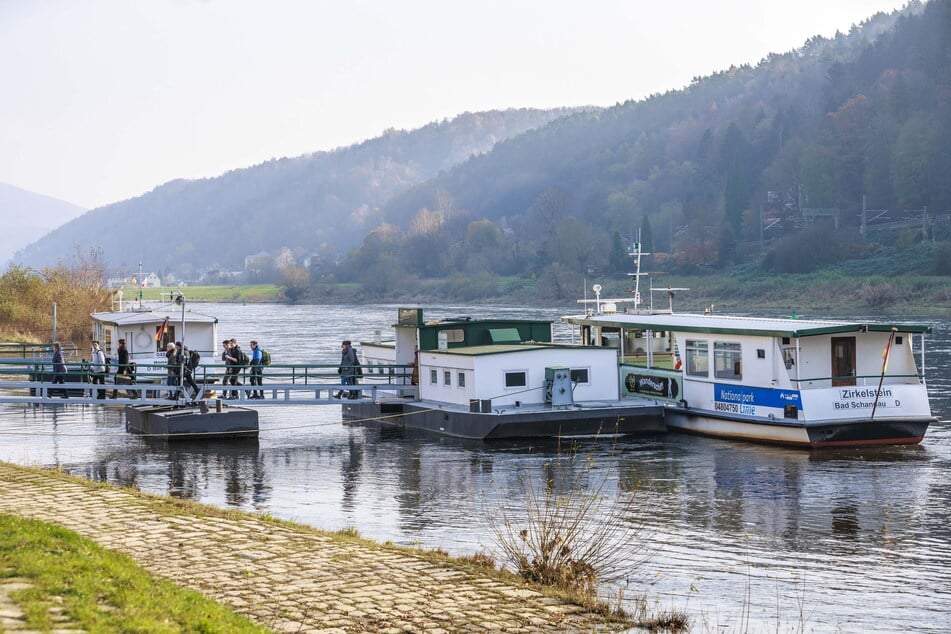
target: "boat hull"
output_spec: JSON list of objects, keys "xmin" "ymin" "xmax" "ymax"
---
[
  {"xmin": 665, "ymin": 408, "xmax": 933, "ymax": 448},
  {"xmin": 343, "ymin": 400, "xmax": 666, "ymax": 440}
]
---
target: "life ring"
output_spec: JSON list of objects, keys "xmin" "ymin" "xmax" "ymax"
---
[{"xmin": 135, "ymin": 331, "xmax": 153, "ymax": 350}]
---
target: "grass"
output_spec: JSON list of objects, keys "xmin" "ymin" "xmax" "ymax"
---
[
  {"xmin": 125, "ymin": 284, "xmax": 283, "ymax": 303},
  {"xmin": 1, "ymin": 464, "xmax": 636, "ymax": 630},
  {"xmin": 0, "ymin": 513, "xmax": 266, "ymax": 633}
]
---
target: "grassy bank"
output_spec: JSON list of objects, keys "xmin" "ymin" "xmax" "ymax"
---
[
  {"xmin": 130, "ymin": 284, "xmax": 283, "ymax": 303},
  {"xmin": 120, "ymin": 269, "xmax": 951, "ymax": 317},
  {"xmin": 0, "ymin": 513, "xmax": 265, "ymax": 633}
]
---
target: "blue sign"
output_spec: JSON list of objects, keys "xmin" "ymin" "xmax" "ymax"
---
[{"xmin": 714, "ymin": 384, "xmax": 802, "ymax": 410}]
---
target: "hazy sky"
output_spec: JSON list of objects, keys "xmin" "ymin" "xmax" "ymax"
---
[{"xmin": 1, "ymin": 0, "xmax": 909, "ymax": 210}]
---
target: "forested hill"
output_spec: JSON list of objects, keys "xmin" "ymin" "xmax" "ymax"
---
[
  {"xmin": 15, "ymin": 0, "xmax": 950, "ymax": 296},
  {"xmin": 12, "ymin": 108, "xmax": 579, "ymax": 274},
  {"xmin": 343, "ymin": 0, "xmax": 948, "ymax": 295}
]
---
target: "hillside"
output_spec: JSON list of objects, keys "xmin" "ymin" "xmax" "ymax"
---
[
  {"xmin": 0, "ymin": 183, "xmax": 85, "ymax": 266},
  {"xmin": 12, "ymin": 108, "xmax": 578, "ymax": 274},
  {"xmin": 339, "ymin": 0, "xmax": 949, "ymax": 296},
  {"xmin": 13, "ymin": 1, "xmax": 951, "ymax": 299}
]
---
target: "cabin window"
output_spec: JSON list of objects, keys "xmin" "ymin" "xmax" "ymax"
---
[
  {"xmin": 504, "ymin": 371, "xmax": 527, "ymax": 388},
  {"xmin": 155, "ymin": 325, "xmax": 175, "ymax": 352},
  {"xmin": 895, "ymin": 336, "xmax": 903, "ymax": 345},
  {"xmin": 685, "ymin": 340, "xmax": 709, "ymax": 377},
  {"xmin": 714, "ymin": 342, "xmax": 742, "ymax": 380},
  {"xmin": 570, "ymin": 368, "xmax": 589, "ymax": 384},
  {"xmin": 444, "ymin": 370, "xmax": 452, "ymax": 386},
  {"xmin": 430, "ymin": 369, "xmax": 438, "ymax": 384},
  {"xmin": 458, "ymin": 372, "xmax": 466, "ymax": 387},
  {"xmin": 440, "ymin": 328, "xmax": 465, "ymax": 344}
]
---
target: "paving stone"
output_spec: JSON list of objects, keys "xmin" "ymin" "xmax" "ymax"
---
[{"xmin": 0, "ymin": 463, "xmax": 627, "ymax": 632}]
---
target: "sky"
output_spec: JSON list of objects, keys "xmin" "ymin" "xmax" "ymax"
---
[{"xmin": 0, "ymin": 0, "xmax": 911, "ymax": 211}]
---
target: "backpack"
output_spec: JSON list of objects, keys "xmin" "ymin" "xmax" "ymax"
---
[
  {"xmin": 260, "ymin": 349, "xmax": 271, "ymax": 366},
  {"xmin": 188, "ymin": 350, "xmax": 201, "ymax": 370},
  {"xmin": 237, "ymin": 349, "xmax": 250, "ymax": 366}
]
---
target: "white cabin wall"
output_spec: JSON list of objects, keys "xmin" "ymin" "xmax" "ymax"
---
[
  {"xmin": 796, "ymin": 337, "xmax": 829, "ymax": 387},
  {"xmin": 419, "ymin": 353, "xmax": 475, "ymax": 404},
  {"xmin": 854, "ymin": 332, "xmax": 916, "ymax": 383},
  {"xmin": 419, "ymin": 347, "xmax": 619, "ymax": 406}
]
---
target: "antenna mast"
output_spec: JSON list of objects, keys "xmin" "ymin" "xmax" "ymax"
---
[{"xmin": 627, "ymin": 231, "xmax": 649, "ymax": 312}]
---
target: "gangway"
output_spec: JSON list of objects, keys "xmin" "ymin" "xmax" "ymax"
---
[{"xmin": 0, "ymin": 359, "xmax": 417, "ymax": 407}]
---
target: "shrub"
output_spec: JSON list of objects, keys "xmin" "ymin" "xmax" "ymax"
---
[{"xmin": 488, "ymin": 439, "xmax": 651, "ymax": 603}]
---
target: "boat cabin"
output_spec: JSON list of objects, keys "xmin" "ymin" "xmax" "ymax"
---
[
  {"xmin": 90, "ymin": 308, "xmax": 218, "ymax": 367},
  {"xmin": 563, "ymin": 311, "xmax": 932, "ymax": 423},
  {"xmin": 359, "ymin": 308, "xmax": 622, "ymax": 407}
]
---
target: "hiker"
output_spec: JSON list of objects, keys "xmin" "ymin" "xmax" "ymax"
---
[
  {"xmin": 112, "ymin": 338, "xmax": 130, "ymax": 398},
  {"xmin": 337, "ymin": 340, "xmax": 360, "ymax": 399},
  {"xmin": 230, "ymin": 339, "xmax": 248, "ymax": 399},
  {"xmin": 182, "ymin": 345, "xmax": 200, "ymax": 400},
  {"xmin": 52, "ymin": 342, "xmax": 68, "ymax": 398},
  {"xmin": 249, "ymin": 340, "xmax": 263, "ymax": 399},
  {"xmin": 165, "ymin": 342, "xmax": 181, "ymax": 400},
  {"xmin": 221, "ymin": 340, "xmax": 237, "ymax": 399},
  {"xmin": 90, "ymin": 341, "xmax": 107, "ymax": 399}
]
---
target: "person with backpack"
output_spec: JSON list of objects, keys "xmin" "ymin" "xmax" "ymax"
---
[
  {"xmin": 51, "ymin": 342, "xmax": 68, "ymax": 399},
  {"xmin": 230, "ymin": 339, "xmax": 249, "ymax": 399},
  {"xmin": 221, "ymin": 340, "xmax": 237, "ymax": 399},
  {"xmin": 182, "ymin": 345, "xmax": 200, "ymax": 400},
  {"xmin": 249, "ymin": 340, "xmax": 264, "ymax": 399},
  {"xmin": 165, "ymin": 342, "xmax": 181, "ymax": 400},
  {"xmin": 111, "ymin": 338, "xmax": 130, "ymax": 399},
  {"xmin": 336, "ymin": 339, "xmax": 360, "ymax": 399}
]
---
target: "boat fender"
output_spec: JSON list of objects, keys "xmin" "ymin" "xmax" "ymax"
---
[{"xmin": 674, "ymin": 359, "xmax": 683, "ymax": 370}]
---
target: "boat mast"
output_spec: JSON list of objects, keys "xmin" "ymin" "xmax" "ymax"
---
[{"xmin": 627, "ymin": 232, "xmax": 648, "ymax": 313}]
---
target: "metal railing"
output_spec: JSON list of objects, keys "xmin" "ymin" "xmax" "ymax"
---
[{"xmin": 0, "ymin": 359, "xmax": 417, "ymax": 406}]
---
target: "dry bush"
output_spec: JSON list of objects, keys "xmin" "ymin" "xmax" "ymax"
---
[
  {"xmin": 488, "ymin": 440, "xmax": 652, "ymax": 603},
  {"xmin": 0, "ymin": 248, "xmax": 110, "ymax": 345}
]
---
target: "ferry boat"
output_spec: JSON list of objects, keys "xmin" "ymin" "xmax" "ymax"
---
[
  {"xmin": 92, "ymin": 296, "xmax": 258, "ymax": 438},
  {"xmin": 561, "ymin": 247, "xmax": 937, "ymax": 448},
  {"xmin": 90, "ymin": 294, "xmax": 218, "ymax": 369},
  {"xmin": 347, "ymin": 308, "xmax": 665, "ymax": 440}
]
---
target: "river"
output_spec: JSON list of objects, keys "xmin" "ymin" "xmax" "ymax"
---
[{"xmin": 1, "ymin": 302, "xmax": 948, "ymax": 633}]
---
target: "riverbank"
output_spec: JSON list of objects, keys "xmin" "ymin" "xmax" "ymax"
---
[
  {"xmin": 0, "ymin": 461, "xmax": 631, "ymax": 632},
  {"xmin": 135, "ymin": 270, "xmax": 951, "ymax": 317}
]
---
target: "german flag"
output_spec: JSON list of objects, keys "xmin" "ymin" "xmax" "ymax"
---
[{"xmin": 155, "ymin": 317, "xmax": 169, "ymax": 342}]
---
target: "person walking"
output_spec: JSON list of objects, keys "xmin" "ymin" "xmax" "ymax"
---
[
  {"xmin": 220, "ymin": 340, "xmax": 233, "ymax": 398},
  {"xmin": 337, "ymin": 340, "xmax": 359, "ymax": 399},
  {"xmin": 230, "ymin": 339, "xmax": 248, "ymax": 399},
  {"xmin": 165, "ymin": 342, "xmax": 181, "ymax": 400},
  {"xmin": 111, "ymin": 338, "xmax": 130, "ymax": 399},
  {"xmin": 249, "ymin": 340, "xmax": 264, "ymax": 399},
  {"xmin": 51, "ymin": 342, "xmax": 68, "ymax": 398},
  {"xmin": 181, "ymin": 345, "xmax": 200, "ymax": 400},
  {"xmin": 90, "ymin": 341, "xmax": 107, "ymax": 399}
]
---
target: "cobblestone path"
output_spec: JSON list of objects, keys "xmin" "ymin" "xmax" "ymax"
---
[{"xmin": 0, "ymin": 463, "xmax": 626, "ymax": 633}]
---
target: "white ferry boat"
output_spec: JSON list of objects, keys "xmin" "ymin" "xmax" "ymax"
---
[
  {"xmin": 561, "ymin": 248, "xmax": 936, "ymax": 448},
  {"xmin": 90, "ymin": 296, "xmax": 218, "ymax": 368},
  {"xmin": 347, "ymin": 308, "xmax": 665, "ymax": 440}
]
